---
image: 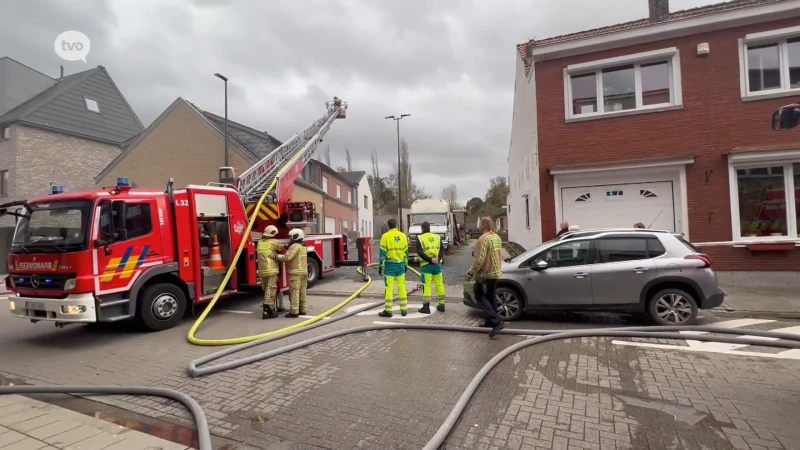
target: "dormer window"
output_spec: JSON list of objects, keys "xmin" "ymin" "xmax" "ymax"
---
[{"xmin": 84, "ymin": 97, "xmax": 101, "ymax": 113}]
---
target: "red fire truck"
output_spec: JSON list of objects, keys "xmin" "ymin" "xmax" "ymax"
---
[{"xmin": 2, "ymin": 98, "xmax": 371, "ymax": 331}]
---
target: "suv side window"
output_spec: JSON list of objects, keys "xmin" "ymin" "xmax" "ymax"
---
[
  {"xmin": 597, "ymin": 238, "xmax": 649, "ymax": 263},
  {"xmin": 535, "ymin": 240, "xmax": 591, "ymax": 268},
  {"xmin": 124, "ymin": 202, "xmax": 153, "ymax": 240},
  {"xmin": 646, "ymin": 238, "xmax": 666, "ymax": 257}
]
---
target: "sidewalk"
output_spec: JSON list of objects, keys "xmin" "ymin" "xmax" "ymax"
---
[
  {"xmin": 0, "ymin": 395, "xmax": 191, "ymax": 450},
  {"xmin": 715, "ymin": 285, "xmax": 800, "ymax": 318}
]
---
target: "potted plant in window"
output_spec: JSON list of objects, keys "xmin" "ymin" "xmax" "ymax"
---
[
  {"xmin": 770, "ymin": 219, "xmax": 785, "ymax": 236},
  {"xmin": 759, "ymin": 220, "xmax": 771, "ymax": 236},
  {"xmin": 744, "ymin": 220, "xmax": 761, "ymax": 237}
]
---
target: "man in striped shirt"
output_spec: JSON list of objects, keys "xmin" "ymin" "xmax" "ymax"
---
[{"xmin": 467, "ymin": 217, "xmax": 505, "ymax": 337}]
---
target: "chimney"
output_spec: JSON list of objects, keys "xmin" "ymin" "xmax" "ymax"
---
[
  {"xmin": 648, "ymin": 0, "xmax": 669, "ymax": 23},
  {"xmin": 59, "ymin": 65, "xmax": 64, "ymax": 78}
]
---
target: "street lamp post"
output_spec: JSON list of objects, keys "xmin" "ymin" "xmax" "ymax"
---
[
  {"xmin": 385, "ymin": 114, "xmax": 410, "ymax": 231},
  {"xmin": 214, "ymin": 73, "xmax": 229, "ymax": 167}
]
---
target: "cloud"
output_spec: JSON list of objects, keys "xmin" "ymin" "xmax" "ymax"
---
[{"xmin": 0, "ymin": 0, "xmax": 718, "ymax": 203}]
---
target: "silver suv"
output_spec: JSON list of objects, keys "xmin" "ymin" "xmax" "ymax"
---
[{"xmin": 462, "ymin": 229, "xmax": 724, "ymax": 325}]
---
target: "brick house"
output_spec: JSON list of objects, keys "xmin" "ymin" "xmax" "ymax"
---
[
  {"xmin": 298, "ymin": 159, "xmax": 358, "ymax": 236},
  {"xmin": 338, "ymin": 171, "xmax": 374, "ymax": 239},
  {"xmin": 96, "ymin": 97, "xmax": 281, "ymax": 188},
  {"xmin": 0, "ymin": 58, "xmax": 143, "ymax": 220},
  {"xmin": 507, "ymin": 0, "xmax": 800, "ymax": 284}
]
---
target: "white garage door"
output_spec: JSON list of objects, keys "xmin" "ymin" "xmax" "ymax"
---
[
  {"xmin": 561, "ymin": 181, "xmax": 675, "ymax": 231},
  {"xmin": 324, "ymin": 216, "xmax": 337, "ymax": 234}
]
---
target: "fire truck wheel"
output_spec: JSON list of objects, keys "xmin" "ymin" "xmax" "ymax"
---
[
  {"xmin": 307, "ymin": 258, "xmax": 320, "ymax": 288},
  {"xmin": 138, "ymin": 283, "xmax": 187, "ymax": 331}
]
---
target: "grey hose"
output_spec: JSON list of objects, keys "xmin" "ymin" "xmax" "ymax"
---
[
  {"xmin": 4, "ymin": 305, "xmax": 800, "ymax": 450},
  {"xmin": 0, "ymin": 385, "xmax": 212, "ymax": 450}
]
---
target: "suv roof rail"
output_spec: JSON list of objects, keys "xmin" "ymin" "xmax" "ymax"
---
[{"xmin": 559, "ymin": 228, "xmax": 672, "ymax": 240}]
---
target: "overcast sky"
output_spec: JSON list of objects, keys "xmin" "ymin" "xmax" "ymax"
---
[{"xmin": 2, "ymin": 0, "xmax": 716, "ymax": 203}]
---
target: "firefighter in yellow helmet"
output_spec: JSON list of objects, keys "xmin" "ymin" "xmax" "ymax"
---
[
  {"xmin": 257, "ymin": 225, "xmax": 285, "ymax": 319},
  {"xmin": 272, "ymin": 228, "xmax": 308, "ymax": 318}
]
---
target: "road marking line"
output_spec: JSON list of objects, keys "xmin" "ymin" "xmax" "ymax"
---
[
  {"xmin": 734, "ymin": 325, "xmax": 800, "ymax": 342},
  {"xmin": 219, "ymin": 310, "xmax": 253, "ymax": 314},
  {"xmin": 678, "ymin": 318, "xmax": 775, "ymax": 335},
  {"xmin": 299, "ymin": 315, "xmax": 329, "ymax": 320},
  {"xmin": 611, "ymin": 340, "xmax": 800, "ymax": 359}
]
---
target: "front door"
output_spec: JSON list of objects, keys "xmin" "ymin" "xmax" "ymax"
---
[
  {"xmin": 590, "ymin": 237, "xmax": 656, "ymax": 305},
  {"xmin": 93, "ymin": 199, "xmax": 160, "ymax": 296},
  {"xmin": 522, "ymin": 239, "xmax": 593, "ymax": 306}
]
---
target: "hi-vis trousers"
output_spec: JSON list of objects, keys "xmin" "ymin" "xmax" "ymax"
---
[
  {"xmin": 422, "ymin": 273, "xmax": 445, "ymax": 305},
  {"xmin": 384, "ymin": 273, "xmax": 408, "ymax": 313}
]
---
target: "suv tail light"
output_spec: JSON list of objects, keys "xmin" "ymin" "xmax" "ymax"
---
[{"xmin": 685, "ymin": 254, "xmax": 712, "ymax": 268}]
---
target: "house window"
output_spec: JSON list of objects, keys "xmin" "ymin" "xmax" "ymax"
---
[
  {"xmin": 606, "ymin": 190, "xmax": 624, "ymax": 197},
  {"xmin": 731, "ymin": 161, "xmax": 799, "ymax": 240},
  {"xmin": 0, "ymin": 170, "xmax": 8, "ymax": 196},
  {"xmin": 364, "ymin": 195, "xmax": 369, "ymax": 209},
  {"xmin": 742, "ymin": 26, "xmax": 800, "ymax": 98},
  {"xmin": 640, "ymin": 189, "xmax": 658, "ymax": 198},
  {"xmin": 322, "ymin": 176, "xmax": 328, "ymax": 192},
  {"xmin": 84, "ymin": 97, "xmax": 101, "ymax": 113},
  {"xmin": 575, "ymin": 193, "xmax": 591, "ymax": 202},
  {"xmin": 1, "ymin": 127, "xmax": 9, "ymax": 140},
  {"xmin": 336, "ymin": 184, "xmax": 341, "ymax": 199},
  {"xmin": 347, "ymin": 190, "xmax": 352, "ymax": 203},
  {"xmin": 524, "ymin": 195, "xmax": 530, "ymax": 229},
  {"xmin": 565, "ymin": 47, "xmax": 681, "ymax": 120}
]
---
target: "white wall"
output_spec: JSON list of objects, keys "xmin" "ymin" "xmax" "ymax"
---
[
  {"xmin": 507, "ymin": 49, "xmax": 542, "ymax": 251},
  {"xmin": 356, "ymin": 174, "xmax": 374, "ymax": 238}
]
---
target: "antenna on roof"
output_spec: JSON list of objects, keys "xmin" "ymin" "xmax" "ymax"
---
[{"xmin": 59, "ymin": 65, "xmax": 64, "ymax": 78}]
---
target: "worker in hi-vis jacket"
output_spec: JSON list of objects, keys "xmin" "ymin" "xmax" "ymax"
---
[
  {"xmin": 416, "ymin": 221, "xmax": 445, "ymax": 314},
  {"xmin": 378, "ymin": 218, "xmax": 408, "ymax": 317}
]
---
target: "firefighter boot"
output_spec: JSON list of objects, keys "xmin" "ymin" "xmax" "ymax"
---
[
  {"xmin": 378, "ymin": 310, "xmax": 393, "ymax": 318},
  {"xmin": 437, "ymin": 303, "xmax": 445, "ymax": 312},
  {"xmin": 285, "ymin": 312, "xmax": 300, "ymax": 318},
  {"xmin": 418, "ymin": 303, "xmax": 431, "ymax": 314},
  {"xmin": 262, "ymin": 305, "xmax": 279, "ymax": 320}
]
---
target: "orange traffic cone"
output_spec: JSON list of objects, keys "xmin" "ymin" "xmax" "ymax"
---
[{"xmin": 209, "ymin": 235, "xmax": 225, "ymax": 270}]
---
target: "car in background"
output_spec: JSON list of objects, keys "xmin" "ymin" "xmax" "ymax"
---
[{"xmin": 462, "ymin": 229, "xmax": 724, "ymax": 325}]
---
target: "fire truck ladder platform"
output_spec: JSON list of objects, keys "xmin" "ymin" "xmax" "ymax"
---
[{"xmin": 236, "ymin": 102, "xmax": 343, "ymax": 205}]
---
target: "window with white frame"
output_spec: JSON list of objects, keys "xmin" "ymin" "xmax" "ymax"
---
[
  {"xmin": 336, "ymin": 184, "xmax": 341, "ymax": 199},
  {"xmin": 742, "ymin": 26, "xmax": 800, "ymax": 98},
  {"xmin": 1, "ymin": 127, "xmax": 9, "ymax": 140},
  {"xmin": 565, "ymin": 48, "xmax": 681, "ymax": 120},
  {"xmin": 730, "ymin": 160, "xmax": 799, "ymax": 240},
  {"xmin": 322, "ymin": 176, "xmax": 328, "ymax": 192},
  {"xmin": 347, "ymin": 190, "xmax": 352, "ymax": 203}
]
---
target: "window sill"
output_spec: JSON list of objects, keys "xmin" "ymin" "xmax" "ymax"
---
[
  {"xmin": 741, "ymin": 242, "xmax": 797, "ymax": 252},
  {"xmin": 741, "ymin": 88, "xmax": 800, "ymax": 103},
  {"xmin": 566, "ymin": 104, "xmax": 683, "ymax": 124}
]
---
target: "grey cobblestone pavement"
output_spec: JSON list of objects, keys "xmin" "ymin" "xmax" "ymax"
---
[{"xmin": 1, "ymin": 292, "xmax": 799, "ymax": 450}]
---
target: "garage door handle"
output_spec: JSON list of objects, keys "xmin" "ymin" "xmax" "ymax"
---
[
  {"xmin": 574, "ymin": 272, "xmax": 588, "ymax": 278},
  {"xmin": 633, "ymin": 267, "xmax": 649, "ymax": 273}
]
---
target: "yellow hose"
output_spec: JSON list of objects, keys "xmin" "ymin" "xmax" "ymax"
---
[{"xmin": 187, "ymin": 147, "xmax": 420, "ymax": 346}]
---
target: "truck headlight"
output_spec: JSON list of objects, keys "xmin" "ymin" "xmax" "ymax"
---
[
  {"xmin": 61, "ymin": 305, "xmax": 86, "ymax": 314},
  {"xmin": 64, "ymin": 279, "xmax": 76, "ymax": 290},
  {"xmin": 9, "ymin": 300, "xmax": 15, "ymax": 311}
]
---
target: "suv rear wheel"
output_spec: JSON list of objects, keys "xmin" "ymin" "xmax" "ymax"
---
[
  {"xmin": 647, "ymin": 288, "xmax": 698, "ymax": 325},
  {"xmin": 495, "ymin": 287, "xmax": 524, "ymax": 321}
]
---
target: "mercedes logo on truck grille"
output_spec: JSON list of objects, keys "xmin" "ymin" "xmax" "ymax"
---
[{"xmin": 30, "ymin": 274, "xmax": 40, "ymax": 288}]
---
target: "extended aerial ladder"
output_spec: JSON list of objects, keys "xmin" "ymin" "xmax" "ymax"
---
[{"xmin": 216, "ymin": 97, "xmax": 348, "ymax": 236}]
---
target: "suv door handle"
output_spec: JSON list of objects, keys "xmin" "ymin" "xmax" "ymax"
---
[
  {"xmin": 633, "ymin": 267, "xmax": 649, "ymax": 273},
  {"xmin": 574, "ymin": 272, "xmax": 589, "ymax": 278}
]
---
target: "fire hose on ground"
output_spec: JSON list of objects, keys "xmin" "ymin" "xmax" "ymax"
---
[
  {"xmin": 3, "ymin": 320, "xmax": 800, "ymax": 450},
  {"xmin": 4, "ymin": 155, "xmax": 800, "ymax": 450}
]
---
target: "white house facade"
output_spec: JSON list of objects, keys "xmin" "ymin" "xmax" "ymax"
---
[{"xmin": 506, "ymin": 44, "xmax": 542, "ymax": 251}]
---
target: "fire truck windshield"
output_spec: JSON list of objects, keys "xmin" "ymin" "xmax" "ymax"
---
[{"xmin": 11, "ymin": 200, "xmax": 92, "ymax": 253}]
